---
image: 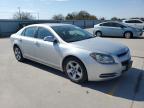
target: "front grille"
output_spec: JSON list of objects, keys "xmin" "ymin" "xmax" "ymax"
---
[
  {"xmin": 99, "ymin": 73, "xmax": 117, "ymax": 78},
  {"xmin": 121, "ymin": 60, "xmax": 130, "ymax": 66}
]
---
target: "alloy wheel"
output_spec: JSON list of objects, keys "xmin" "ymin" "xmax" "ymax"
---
[
  {"xmin": 66, "ymin": 61, "xmax": 83, "ymax": 81},
  {"xmin": 14, "ymin": 47, "xmax": 22, "ymax": 61},
  {"xmin": 125, "ymin": 32, "xmax": 131, "ymax": 39}
]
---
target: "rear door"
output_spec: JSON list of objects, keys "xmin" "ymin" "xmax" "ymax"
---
[
  {"xmin": 109, "ymin": 22, "xmax": 124, "ymax": 36},
  {"xmin": 100, "ymin": 22, "xmax": 113, "ymax": 36},
  {"xmin": 21, "ymin": 26, "xmax": 38, "ymax": 60}
]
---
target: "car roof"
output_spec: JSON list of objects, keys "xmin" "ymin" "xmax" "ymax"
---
[
  {"xmin": 27, "ymin": 23, "xmax": 72, "ymax": 28},
  {"xmin": 98, "ymin": 21, "xmax": 122, "ymax": 25},
  {"xmin": 123, "ymin": 19, "xmax": 143, "ymax": 21}
]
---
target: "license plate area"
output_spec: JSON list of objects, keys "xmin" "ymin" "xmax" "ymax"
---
[
  {"xmin": 122, "ymin": 60, "xmax": 133, "ymax": 71},
  {"xmin": 126, "ymin": 61, "xmax": 133, "ymax": 70}
]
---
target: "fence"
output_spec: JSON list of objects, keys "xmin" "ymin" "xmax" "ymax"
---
[{"xmin": 0, "ymin": 19, "xmax": 105, "ymax": 37}]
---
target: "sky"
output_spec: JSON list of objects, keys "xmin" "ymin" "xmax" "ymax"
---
[{"xmin": 0, "ymin": 0, "xmax": 144, "ymax": 19}]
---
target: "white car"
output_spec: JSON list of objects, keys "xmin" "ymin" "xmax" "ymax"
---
[
  {"xmin": 94, "ymin": 21, "xmax": 143, "ymax": 38},
  {"xmin": 123, "ymin": 19, "xmax": 144, "ymax": 31},
  {"xmin": 10, "ymin": 23, "xmax": 132, "ymax": 83}
]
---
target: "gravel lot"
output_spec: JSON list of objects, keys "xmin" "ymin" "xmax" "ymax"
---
[{"xmin": 0, "ymin": 30, "xmax": 144, "ymax": 108}]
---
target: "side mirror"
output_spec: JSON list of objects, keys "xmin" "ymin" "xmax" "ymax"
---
[
  {"xmin": 44, "ymin": 36, "xmax": 58, "ymax": 43},
  {"xmin": 53, "ymin": 39, "xmax": 58, "ymax": 44}
]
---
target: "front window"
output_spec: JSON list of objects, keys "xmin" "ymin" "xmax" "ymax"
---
[
  {"xmin": 36, "ymin": 27, "xmax": 54, "ymax": 39},
  {"xmin": 51, "ymin": 25, "xmax": 93, "ymax": 42}
]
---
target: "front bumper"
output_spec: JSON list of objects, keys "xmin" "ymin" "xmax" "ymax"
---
[
  {"xmin": 133, "ymin": 31, "xmax": 143, "ymax": 37},
  {"xmin": 84, "ymin": 53, "xmax": 132, "ymax": 81}
]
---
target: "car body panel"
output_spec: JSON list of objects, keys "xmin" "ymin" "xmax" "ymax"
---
[
  {"xmin": 123, "ymin": 19, "xmax": 144, "ymax": 31},
  {"xmin": 71, "ymin": 37, "xmax": 128, "ymax": 55}
]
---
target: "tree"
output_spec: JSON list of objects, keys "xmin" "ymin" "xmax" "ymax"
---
[
  {"xmin": 13, "ymin": 12, "xmax": 35, "ymax": 20},
  {"xmin": 99, "ymin": 17, "xmax": 106, "ymax": 20},
  {"xmin": 77, "ymin": 11, "xmax": 90, "ymax": 20},
  {"xmin": 89, "ymin": 15, "xmax": 97, "ymax": 20},
  {"xmin": 111, "ymin": 17, "xmax": 120, "ymax": 21},
  {"xmin": 52, "ymin": 14, "xmax": 65, "ymax": 20},
  {"xmin": 65, "ymin": 10, "xmax": 97, "ymax": 20},
  {"xmin": 65, "ymin": 12, "xmax": 77, "ymax": 20}
]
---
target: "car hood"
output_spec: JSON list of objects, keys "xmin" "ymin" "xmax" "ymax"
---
[{"xmin": 70, "ymin": 37, "xmax": 128, "ymax": 55}]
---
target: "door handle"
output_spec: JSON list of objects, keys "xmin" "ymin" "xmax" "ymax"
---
[
  {"xmin": 35, "ymin": 42, "xmax": 40, "ymax": 46},
  {"xmin": 19, "ymin": 38, "xmax": 22, "ymax": 42}
]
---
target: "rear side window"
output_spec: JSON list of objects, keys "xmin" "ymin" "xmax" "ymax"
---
[
  {"xmin": 100, "ymin": 23, "xmax": 111, "ymax": 27},
  {"xmin": 134, "ymin": 20, "xmax": 143, "ymax": 23},
  {"xmin": 125, "ymin": 20, "xmax": 135, "ymax": 23},
  {"xmin": 23, "ymin": 27, "xmax": 37, "ymax": 37},
  {"xmin": 36, "ymin": 27, "xmax": 54, "ymax": 39},
  {"xmin": 110, "ymin": 23, "xmax": 123, "ymax": 27}
]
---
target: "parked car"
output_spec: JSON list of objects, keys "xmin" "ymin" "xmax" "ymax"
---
[
  {"xmin": 10, "ymin": 23, "xmax": 132, "ymax": 83},
  {"xmin": 94, "ymin": 21, "xmax": 143, "ymax": 38},
  {"xmin": 123, "ymin": 19, "xmax": 144, "ymax": 31}
]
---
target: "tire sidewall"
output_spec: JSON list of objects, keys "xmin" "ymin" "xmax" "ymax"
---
[
  {"xmin": 63, "ymin": 57, "xmax": 87, "ymax": 83},
  {"xmin": 95, "ymin": 31, "xmax": 102, "ymax": 37},
  {"xmin": 124, "ymin": 32, "xmax": 132, "ymax": 39},
  {"xmin": 14, "ymin": 46, "xmax": 24, "ymax": 62}
]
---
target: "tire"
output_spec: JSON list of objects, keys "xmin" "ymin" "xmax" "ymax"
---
[
  {"xmin": 13, "ymin": 46, "xmax": 24, "ymax": 62},
  {"xmin": 63, "ymin": 57, "xmax": 88, "ymax": 83},
  {"xmin": 124, "ymin": 32, "xmax": 133, "ymax": 39},
  {"xmin": 95, "ymin": 31, "xmax": 102, "ymax": 37}
]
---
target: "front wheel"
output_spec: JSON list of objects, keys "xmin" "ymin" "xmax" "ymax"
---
[
  {"xmin": 14, "ymin": 46, "xmax": 24, "ymax": 62},
  {"xmin": 95, "ymin": 31, "xmax": 102, "ymax": 37},
  {"xmin": 124, "ymin": 32, "xmax": 133, "ymax": 39},
  {"xmin": 63, "ymin": 57, "xmax": 88, "ymax": 83}
]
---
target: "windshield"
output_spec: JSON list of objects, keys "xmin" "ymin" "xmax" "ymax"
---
[{"xmin": 51, "ymin": 25, "xmax": 93, "ymax": 42}]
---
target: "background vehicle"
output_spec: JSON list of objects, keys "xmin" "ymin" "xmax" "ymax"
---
[
  {"xmin": 94, "ymin": 21, "xmax": 143, "ymax": 38},
  {"xmin": 123, "ymin": 19, "xmax": 144, "ymax": 31},
  {"xmin": 10, "ymin": 24, "xmax": 132, "ymax": 83}
]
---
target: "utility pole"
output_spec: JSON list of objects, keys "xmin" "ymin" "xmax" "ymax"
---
[
  {"xmin": 18, "ymin": 7, "xmax": 21, "ymax": 20},
  {"xmin": 37, "ymin": 12, "xmax": 39, "ymax": 20}
]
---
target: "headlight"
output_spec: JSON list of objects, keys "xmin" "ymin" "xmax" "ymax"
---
[{"xmin": 90, "ymin": 53, "xmax": 115, "ymax": 64}]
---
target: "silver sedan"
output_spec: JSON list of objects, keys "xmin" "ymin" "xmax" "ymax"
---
[
  {"xmin": 10, "ymin": 23, "xmax": 132, "ymax": 83},
  {"xmin": 94, "ymin": 21, "xmax": 143, "ymax": 38}
]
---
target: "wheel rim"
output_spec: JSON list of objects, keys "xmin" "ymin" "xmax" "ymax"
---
[
  {"xmin": 66, "ymin": 61, "xmax": 83, "ymax": 81},
  {"xmin": 14, "ymin": 47, "xmax": 21, "ymax": 60},
  {"xmin": 96, "ymin": 32, "xmax": 101, "ymax": 37},
  {"xmin": 125, "ymin": 32, "xmax": 131, "ymax": 38}
]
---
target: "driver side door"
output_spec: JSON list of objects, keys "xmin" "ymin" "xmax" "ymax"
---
[{"xmin": 35, "ymin": 27, "xmax": 62, "ymax": 68}]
